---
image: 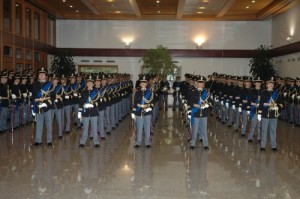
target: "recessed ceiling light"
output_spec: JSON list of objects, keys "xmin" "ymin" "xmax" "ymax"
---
[
  {"xmin": 76, "ymin": 10, "xmax": 79, "ymax": 13},
  {"xmin": 156, "ymin": 0, "xmax": 160, "ymax": 3},
  {"xmin": 115, "ymin": 11, "xmax": 121, "ymax": 14},
  {"xmin": 108, "ymin": 0, "xmax": 113, "ymax": 2},
  {"xmin": 197, "ymin": 11, "xmax": 203, "ymax": 14},
  {"xmin": 246, "ymin": 6, "xmax": 249, "ymax": 9},
  {"xmin": 203, "ymin": 0, "xmax": 209, "ymax": 2},
  {"xmin": 69, "ymin": 5, "xmax": 73, "ymax": 8},
  {"xmin": 252, "ymin": 0, "xmax": 256, "ymax": 3},
  {"xmin": 199, "ymin": 7, "xmax": 205, "ymax": 9},
  {"xmin": 157, "ymin": 10, "xmax": 161, "ymax": 13},
  {"xmin": 62, "ymin": 0, "xmax": 66, "ymax": 2}
]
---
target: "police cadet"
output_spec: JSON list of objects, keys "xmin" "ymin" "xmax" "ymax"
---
[
  {"xmin": 295, "ymin": 78, "xmax": 300, "ymax": 127},
  {"xmin": 70, "ymin": 73, "xmax": 81, "ymax": 129},
  {"xmin": 51, "ymin": 74, "xmax": 64, "ymax": 139},
  {"xmin": 61, "ymin": 75, "xmax": 72, "ymax": 134},
  {"xmin": 172, "ymin": 76, "xmax": 182, "ymax": 111},
  {"xmin": 101, "ymin": 74, "xmax": 112, "ymax": 135},
  {"xmin": 19, "ymin": 74, "xmax": 30, "ymax": 126},
  {"xmin": 259, "ymin": 77, "xmax": 284, "ymax": 152},
  {"xmin": 95, "ymin": 75, "xmax": 106, "ymax": 140},
  {"xmin": 189, "ymin": 76, "xmax": 210, "ymax": 150},
  {"xmin": 248, "ymin": 77, "xmax": 263, "ymax": 143},
  {"xmin": 241, "ymin": 76, "xmax": 253, "ymax": 137},
  {"xmin": 233, "ymin": 76, "xmax": 244, "ymax": 132},
  {"xmin": 132, "ymin": 75, "xmax": 154, "ymax": 149},
  {"xmin": 32, "ymin": 67, "xmax": 55, "ymax": 147},
  {"xmin": 11, "ymin": 73, "xmax": 22, "ymax": 130},
  {"xmin": 159, "ymin": 75, "xmax": 170, "ymax": 110},
  {"xmin": 287, "ymin": 78, "xmax": 297, "ymax": 125},
  {"xmin": 78, "ymin": 75, "xmax": 100, "ymax": 148},
  {"xmin": 0, "ymin": 70, "xmax": 10, "ymax": 133}
]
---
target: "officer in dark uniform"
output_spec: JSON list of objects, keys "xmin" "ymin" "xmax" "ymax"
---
[
  {"xmin": 159, "ymin": 75, "xmax": 170, "ymax": 110},
  {"xmin": 19, "ymin": 74, "xmax": 30, "ymax": 125},
  {"xmin": 259, "ymin": 77, "xmax": 284, "ymax": 152},
  {"xmin": 60, "ymin": 75, "xmax": 72, "ymax": 133},
  {"xmin": 0, "ymin": 70, "xmax": 10, "ymax": 133},
  {"xmin": 189, "ymin": 76, "xmax": 211, "ymax": 150},
  {"xmin": 78, "ymin": 75, "xmax": 100, "ymax": 148},
  {"xmin": 95, "ymin": 75, "xmax": 106, "ymax": 140},
  {"xmin": 132, "ymin": 75, "xmax": 154, "ymax": 149},
  {"xmin": 51, "ymin": 74, "xmax": 64, "ymax": 139},
  {"xmin": 172, "ymin": 76, "xmax": 182, "ymax": 111},
  {"xmin": 241, "ymin": 76, "xmax": 253, "ymax": 137},
  {"xmin": 32, "ymin": 67, "xmax": 55, "ymax": 147},
  {"xmin": 248, "ymin": 77, "xmax": 263, "ymax": 143},
  {"xmin": 295, "ymin": 78, "xmax": 300, "ymax": 127},
  {"xmin": 10, "ymin": 73, "xmax": 22, "ymax": 130}
]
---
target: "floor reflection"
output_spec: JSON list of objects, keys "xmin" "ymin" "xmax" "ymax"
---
[{"xmin": 0, "ymin": 110, "xmax": 299, "ymax": 199}]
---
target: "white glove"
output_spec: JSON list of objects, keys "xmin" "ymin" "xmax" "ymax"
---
[
  {"xmin": 283, "ymin": 92, "xmax": 287, "ymax": 97},
  {"xmin": 188, "ymin": 115, "xmax": 191, "ymax": 119},
  {"xmin": 221, "ymin": 101, "xmax": 224, "ymax": 106},
  {"xmin": 78, "ymin": 112, "xmax": 82, "ymax": 120},
  {"xmin": 122, "ymin": 93, "xmax": 124, "ymax": 96},
  {"xmin": 187, "ymin": 110, "xmax": 191, "ymax": 115},
  {"xmin": 65, "ymin": 95, "xmax": 69, "ymax": 99},
  {"xmin": 201, "ymin": 104, "xmax": 209, "ymax": 109},
  {"xmin": 232, "ymin": 105, "xmax": 236, "ymax": 110},
  {"xmin": 247, "ymin": 111, "xmax": 250, "ymax": 115},
  {"xmin": 38, "ymin": 103, "xmax": 47, "ymax": 108},
  {"xmin": 131, "ymin": 113, "xmax": 136, "ymax": 119},
  {"xmin": 12, "ymin": 94, "xmax": 16, "ymax": 99},
  {"xmin": 238, "ymin": 107, "xmax": 242, "ymax": 113},
  {"xmin": 292, "ymin": 94, "xmax": 295, "ymax": 99},
  {"xmin": 297, "ymin": 95, "xmax": 300, "ymax": 100},
  {"xmin": 176, "ymin": 87, "xmax": 180, "ymax": 91},
  {"xmin": 73, "ymin": 93, "xmax": 78, "ymax": 97},
  {"xmin": 54, "ymin": 99, "xmax": 58, "ymax": 103},
  {"xmin": 22, "ymin": 93, "xmax": 27, "ymax": 98},
  {"xmin": 225, "ymin": 102, "xmax": 229, "ymax": 108},
  {"xmin": 272, "ymin": 106, "xmax": 279, "ymax": 111},
  {"xmin": 29, "ymin": 92, "xmax": 32, "ymax": 97},
  {"xmin": 215, "ymin": 99, "xmax": 219, "ymax": 103},
  {"xmin": 32, "ymin": 110, "xmax": 36, "ymax": 117},
  {"xmin": 179, "ymin": 95, "xmax": 182, "ymax": 99},
  {"xmin": 163, "ymin": 87, "xmax": 167, "ymax": 91},
  {"xmin": 145, "ymin": 108, "xmax": 152, "ymax": 112},
  {"xmin": 84, "ymin": 103, "xmax": 94, "ymax": 108},
  {"xmin": 257, "ymin": 114, "xmax": 262, "ymax": 121}
]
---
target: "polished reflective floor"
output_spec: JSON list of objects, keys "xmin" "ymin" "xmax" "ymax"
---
[{"xmin": 0, "ymin": 110, "xmax": 300, "ymax": 199}]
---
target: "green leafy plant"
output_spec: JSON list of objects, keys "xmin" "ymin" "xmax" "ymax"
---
[
  {"xmin": 249, "ymin": 45, "xmax": 277, "ymax": 81},
  {"xmin": 50, "ymin": 49, "xmax": 76, "ymax": 76},
  {"xmin": 139, "ymin": 45, "xmax": 178, "ymax": 75}
]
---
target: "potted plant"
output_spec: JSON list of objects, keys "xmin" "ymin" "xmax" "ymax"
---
[
  {"xmin": 139, "ymin": 45, "xmax": 178, "ymax": 75},
  {"xmin": 50, "ymin": 49, "xmax": 76, "ymax": 76},
  {"xmin": 249, "ymin": 45, "xmax": 277, "ymax": 81}
]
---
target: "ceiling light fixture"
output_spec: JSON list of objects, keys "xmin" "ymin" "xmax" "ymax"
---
[
  {"xmin": 197, "ymin": 11, "xmax": 203, "ymax": 14},
  {"xmin": 62, "ymin": 0, "xmax": 66, "ymax": 2},
  {"xmin": 156, "ymin": 0, "xmax": 160, "ymax": 3},
  {"xmin": 70, "ymin": 5, "xmax": 73, "ymax": 8},
  {"xmin": 115, "ymin": 11, "xmax": 121, "ymax": 14},
  {"xmin": 246, "ymin": 6, "xmax": 249, "ymax": 9},
  {"xmin": 76, "ymin": 10, "xmax": 79, "ymax": 13},
  {"xmin": 252, "ymin": 0, "xmax": 255, "ymax": 3},
  {"xmin": 157, "ymin": 10, "xmax": 160, "ymax": 13},
  {"xmin": 199, "ymin": 7, "xmax": 205, "ymax": 9}
]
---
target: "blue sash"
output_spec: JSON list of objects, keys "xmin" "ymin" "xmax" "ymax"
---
[
  {"xmin": 80, "ymin": 81, "xmax": 86, "ymax": 90},
  {"xmin": 86, "ymin": 89, "xmax": 97, "ymax": 104},
  {"xmin": 135, "ymin": 89, "xmax": 152, "ymax": 114},
  {"xmin": 71, "ymin": 83, "xmax": 79, "ymax": 91},
  {"xmin": 55, "ymin": 85, "xmax": 62, "ymax": 94},
  {"xmin": 33, "ymin": 82, "xmax": 52, "ymax": 113},
  {"xmin": 191, "ymin": 89, "xmax": 208, "ymax": 126}
]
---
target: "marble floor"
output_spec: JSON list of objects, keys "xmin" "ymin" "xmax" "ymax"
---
[{"xmin": 0, "ymin": 110, "xmax": 300, "ymax": 199}]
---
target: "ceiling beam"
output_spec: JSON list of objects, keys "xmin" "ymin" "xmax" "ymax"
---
[
  {"xmin": 217, "ymin": 0, "xmax": 236, "ymax": 18},
  {"xmin": 256, "ymin": 0, "xmax": 295, "ymax": 19},
  {"xmin": 177, "ymin": 0, "xmax": 186, "ymax": 19},
  {"xmin": 26, "ymin": 0, "xmax": 63, "ymax": 18},
  {"xmin": 80, "ymin": 0, "xmax": 102, "ymax": 15},
  {"xmin": 129, "ymin": 0, "xmax": 142, "ymax": 17}
]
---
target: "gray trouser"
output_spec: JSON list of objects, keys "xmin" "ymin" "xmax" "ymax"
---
[
  {"xmin": 160, "ymin": 94, "xmax": 168, "ymax": 109},
  {"xmin": 241, "ymin": 110, "xmax": 249, "ymax": 135},
  {"xmin": 295, "ymin": 105, "xmax": 300, "ymax": 125},
  {"xmin": 110, "ymin": 104, "xmax": 116, "ymax": 128},
  {"xmin": 72, "ymin": 104, "xmax": 80, "ymax": 127},
  {"xmin": 0, "ymin": 107, "xmax": 8, "ymax": 131},
  {"xmin": 191, "ymin": 117, "xmax": 208, "ymax": 147},
  {"xmin": 97, "ymin": 110, "xmax": 105, "ymax": 137},
  {"xmin": 173, "ymin": 95, "xmax": 182, "ymax": 109},
  {"xmin": 22, "ymin": 104, "xmax": 30, "ymax": 125},
  {"xmin": 261, "ymin": 118, "xmax": 278, "ymax": 149},
  {"xmin": 52, "ymin": 108, "xmax": 63, "ymax": 136},
  {"xmin": 105, "ymin": 106, "xmax": 112, "ymax": 132},
  {"xmin": 80, "ymin": 116, "xmax": 99, "ymax": 145},
  {"xmin": 11, "ymin": 106, "xmax": 20, "ymax": 128},
  {"xmin": 288, "ymin": 104, "xmax": 295, "ymax": 123},
  {"xmin": 227, "ymin": 106, "xmax": 233, "ymax": 125},
  {"xmin": 136, "ymin": 114, "xmax": 151, "ymax": 145},
  {"xmin": 62, "ymin": 105, "xmax": 71, "ymax": 131},
  {"xmin": 248, "ymin": 114, "xmax": 261, "ymax": 140},
  {"xmin": 35, "ymin": 110, "xmax": 53, "ymax": 143},
  {"xmin": 234, "ymin": 108, "xmax": 241, "ymax": 130}
]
